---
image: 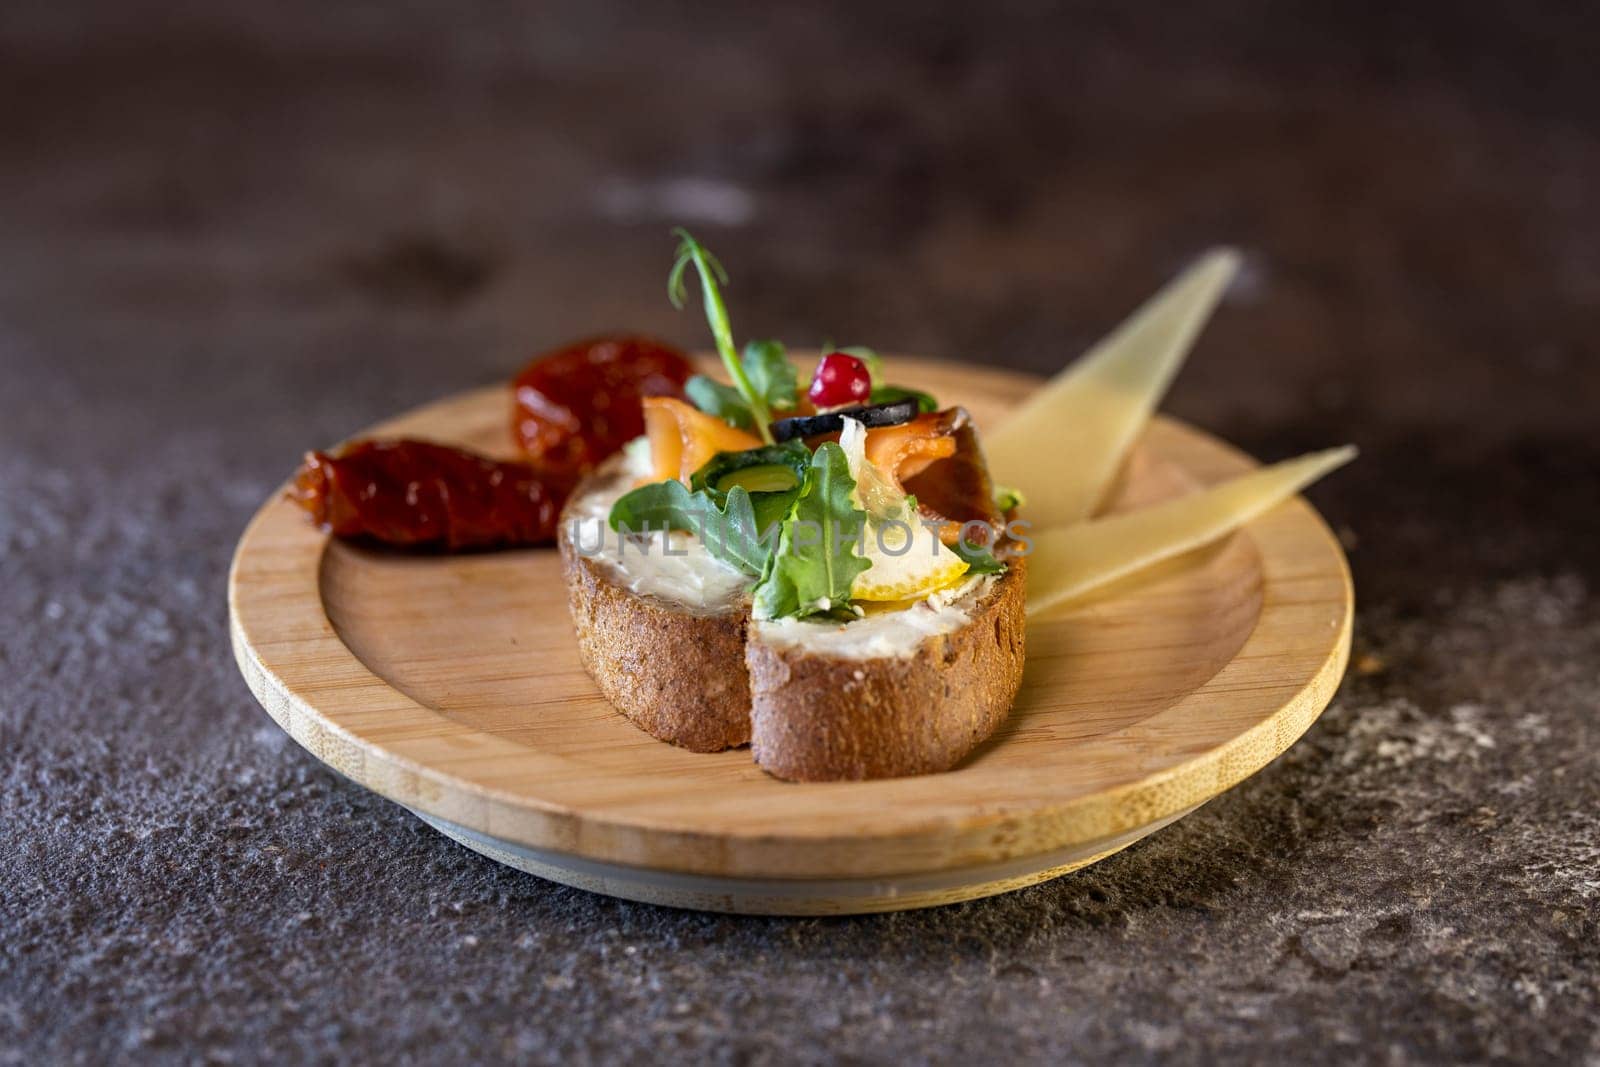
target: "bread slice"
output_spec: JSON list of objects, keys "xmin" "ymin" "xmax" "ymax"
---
[
  {"xmin": 561, "ymin": 546, "xmax": 752, "ymax": 753},
  {"xmin": 744, "ymin": 560, "xmax": 1025, "ymax": 781},
  {"xmin": 557, "ymin": 455, "xmax": 1026, "ymax": 780}
]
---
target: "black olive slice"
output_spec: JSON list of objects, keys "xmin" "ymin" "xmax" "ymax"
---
[{"xmin": 769, "ymin": 398, "xmax": 919, "ymax": 443}]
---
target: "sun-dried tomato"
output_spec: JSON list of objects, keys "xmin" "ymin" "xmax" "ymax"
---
[
  {"xmin": 289, "ymin": 439, "xmax": 567, "ymax": 550},
  {"xmin": 511, "ymin": 335, "xmax": 692, "ymax": 480}
]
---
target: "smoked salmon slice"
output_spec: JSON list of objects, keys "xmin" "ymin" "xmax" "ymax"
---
[
  {"xmin": 863, "ymin": 411, "xmax": 960, "ymax": 484},
  {"xmin": 642, "ymin": 396, "xmax": 763, "ymax": 483}
]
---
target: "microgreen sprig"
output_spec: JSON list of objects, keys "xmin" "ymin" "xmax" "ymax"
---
[{"xmin": 668, "ymin": 229, "xmax": 775, "ymax": 443}]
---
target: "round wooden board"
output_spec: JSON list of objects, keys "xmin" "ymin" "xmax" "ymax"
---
[{"xmin": 229, "ymin": 357, "xmax": 1352, "ymax": 915}]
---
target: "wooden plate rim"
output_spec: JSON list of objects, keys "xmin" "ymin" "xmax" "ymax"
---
[{"xmin": 228, "ymin": 366, "xmax": 1352, "ymax": 881}]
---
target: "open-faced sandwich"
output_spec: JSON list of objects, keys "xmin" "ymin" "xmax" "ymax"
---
[
  {"xmin": 559, "ymin": 234, "xmax": 1028, "ymax": 781},
  {"xmin": 289, "ymin": 230, "xmax": 1354, "ymax": 785}
]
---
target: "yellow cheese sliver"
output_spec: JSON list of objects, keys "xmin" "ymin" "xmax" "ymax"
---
[
  {"xmin": 1024, "ymin": 446, "xmax": 1355, "ymax": 616},
  {"xmin": 986, "ymin": 248, "xmax": 1240, "ymax": 527}
]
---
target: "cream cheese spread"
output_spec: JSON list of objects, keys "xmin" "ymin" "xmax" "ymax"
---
[
  {"xmin": 751, "ymin": 575, "xmax": 993, "ymax": 660},
  {"xmin": 565, "ymin": 448, "xmax": 750, "ymax": 613}
]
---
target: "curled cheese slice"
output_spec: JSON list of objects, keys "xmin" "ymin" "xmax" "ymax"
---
[
  {"xmin": 986, "ymin": 248, "xmax": 1240, "ymax": 528},
  {"xmin": 1025, "ymin": 446, "xmax": 1355, "ymax": 616},
  {"xmin": 641, "ymin": 396, "xmax": 763, "ymax": 484}
]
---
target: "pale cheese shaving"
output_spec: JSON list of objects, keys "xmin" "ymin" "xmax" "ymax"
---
[
  {"xmin": 985, "ymin": 248, "xmax": 1240, "ymax": 528},
  {"xmin": 1025, "ymin": 446, "xmax": 1355, "ymax": 616}
]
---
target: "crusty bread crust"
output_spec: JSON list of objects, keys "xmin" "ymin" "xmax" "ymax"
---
[
  {"xmin": 559, "ymin": 527, "xmax": 753, "ymax": 753},
  {"xmin": 558, "ymin": 467, "xmax": 1027, "ymax": 777},
  {"xmin": 744, "ymin": 559, "xmax": 1026, "ymax": 781}
]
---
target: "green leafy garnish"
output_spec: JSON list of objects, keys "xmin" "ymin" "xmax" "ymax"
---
[
  {"xmin": 656, "ymin": 236, "xmax": 964, "ymax": 619},
  {"xmin": 608, "ymin": 480, "xmax": 779, "ymax": 577},
  {"xmin": 741, "ymin": 340, "xmax": 799, "ymax": 413},
  {"xmin": 993, "ymin": 485, "xmax": 1026, "ymax": 512},
  {"xmin": 752, "ymin": 443, "xmax": 870, "ymax": 620},
  {"xmin": 949, "ymin": 536, "xmax": 1008, "ymax": 575},
  {"xmin": 870, "ymin": 384, "xmax": 939, "ymax": 413},
  {"xmin": 684, "ymin": 375, "xmax": 754, "ymax": 430},
  {"xmin": 684, "ymin": 343, "xmax": 799, "ymax": 431},
  {"xmin": 669, "ymin": 229, "xmax": 776, "ymax": 443}
]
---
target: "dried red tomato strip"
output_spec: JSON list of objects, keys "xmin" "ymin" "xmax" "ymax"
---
[
  {"xmin": 289, "ymin": 439, "xmax": 567, "ymax": 550},
  {"xmin": 511, "ymin": 335, "xmax": 691, "ymax": 480}
]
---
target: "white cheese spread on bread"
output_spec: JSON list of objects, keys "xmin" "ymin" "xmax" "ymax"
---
[
  {"xmin": 751, "ymin": 575, "xmax": 994, "ymax": 660},
  {"xmin": 566, "ymin": 447, "xmax": 749, "ymax": 612}
]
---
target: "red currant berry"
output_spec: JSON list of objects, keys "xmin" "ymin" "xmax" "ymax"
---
[{"xmin": 808, "ymin": 352, "xmax": 872, "ymax": 410}]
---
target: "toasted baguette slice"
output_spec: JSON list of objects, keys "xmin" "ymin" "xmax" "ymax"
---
[
  {"xmin": 744, "ymin": 559, "xmax": 1025, "ymax": 781},
  {"xmin": 561, "ymin": 547, "xmax": 752, "ymax": 752},
  {"xmin": 558, "ymin": 455, "xmax": 753, "ymax": 753},
  {"xmin": 557, "ymin": 456, "xmax": 1026, "ymax": 780}
]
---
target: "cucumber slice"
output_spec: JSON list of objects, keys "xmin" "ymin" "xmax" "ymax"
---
[{"xmin": 715, "ymin": 464, "xmax": 801, "ymax": 495}]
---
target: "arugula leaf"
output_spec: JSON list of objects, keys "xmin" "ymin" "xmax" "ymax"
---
[
  {"xmin": 668, "ymin": 229, "xmax": 774, "ymax": 443},
  {"xmin": 607, "ymin": 479, "xmax": 777, "ymax": 577},
  {"xmin": 752, "ymin": 442, "xmax": 870, "ymax": 620},
  {"xmin": 699, "ymin": 487, "xmax": 785, "ymax": 577},
  {"xmin": 607, "ymin": 478, "xmax": 696, "ymax": 536},
  {"xmin": 949, "ymin": 535, "xmax": 1008, "ymax": 575},
  {"xmin": 684, "ymin": 375, "xmax": 754, "ymax": 430},
  {"xmin": 750, "ymin": 489, "xmax": 801, "ymax": 538},
  {"xmin": 684, "ymin": 347, "xmax": 799, "ymax": 430},
  {"xmin": 870, "ymin": 384, "xmax": 939, "ymax": 413},
  {"xmin": 742, "ymin": 340, "xmax": 799, "ymax": 412}
]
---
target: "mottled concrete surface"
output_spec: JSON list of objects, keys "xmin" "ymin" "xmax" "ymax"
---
[{"xmin": 2, "ymin": 3, "xmax": 1598, "ymax": 1063}]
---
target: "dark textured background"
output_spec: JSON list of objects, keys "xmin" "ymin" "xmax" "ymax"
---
[{"xmin": 3, "ymin": 2, "xmax": 1598, "ymax": 1063}]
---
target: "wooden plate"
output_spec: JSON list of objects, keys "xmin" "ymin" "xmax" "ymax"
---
[{"xmin": 229, "ymin": 358, "xmax": 1351, "ymax": 915}]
